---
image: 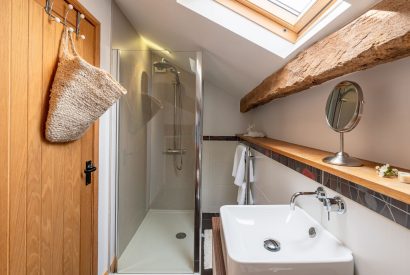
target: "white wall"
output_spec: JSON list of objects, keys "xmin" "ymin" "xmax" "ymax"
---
[
  {"xmin": 112, "ymin": 1, "xmax": 152, "ymax": 258},
  {"xmin": 251, "ymin": 150, "xmax": 410, "ymax": 275},
  {"xmin": 246, "ymin": 57, "xmax": 410, "ymax": 275},
  {"xmin": 77, "ymin": 0, "xmax": 113, "ymax": 274},
  {"xmin": 116, "ymin": 50, "xmax": 150, "ymax": 256},
  {"xmin": 251, "ymin": 57, "xmax": 410, "ymax": 169},
  {"xmin": 202, "ymin": 82, "xmax": 252, "ymax": 212},
  {"xmin": 203, "ymin": 82, "xmax": 251, "ymax": 136},
  {"xmin": 149, "ymin": 54, "xmax": 196, "ymax": 210}
]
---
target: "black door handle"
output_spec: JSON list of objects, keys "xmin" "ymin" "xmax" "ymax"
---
[{"xmin": 84, "ymin": 160, "xmax": 96, "ymax": 185}]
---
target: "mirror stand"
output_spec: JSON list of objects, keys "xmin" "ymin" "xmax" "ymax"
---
[{"xmin": 323, "ymin": 133, "xmax": 363, "ymax": 167}]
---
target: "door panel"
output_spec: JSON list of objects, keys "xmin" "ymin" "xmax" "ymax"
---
[
  {"xmin": 27, "ymin": 2, "xmax": 43, "ymax": 274},
  {"xmin": 10, "ymin": 0, "xmax": 29, "ymax": 274},
  {"xmin": 0, "ymin": 2, "xmax": 11, "ymax": 275},
  {"xmin": 0, "ymin": 1, "xmax": 100, "ymax": 274}
]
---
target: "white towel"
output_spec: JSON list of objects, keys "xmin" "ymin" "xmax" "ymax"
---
[
  {"xmin": 232, "ymin": 145, "xmax": 246, "ymax": 186},
  {"xmin": 233, "ymin": 146, "xmax": 254, "ymax": 186},
  {"xmin": 232, "ymin": 144, "xmax": 254, "ymax": 204},
  {"xmin": 204, "ymin": 229, "xmax": 213, "ymax": 269},
  {"xmin": 232, "ymin": 144, "xmax": 246, "ymax": 177},
  {"xmin": 236, "ymin": 159, "xmax": 254, "ymax": 205},
  {"xmin": 244, "ymin": 131, "xmax": 265, "ymax": 138},
  {"xmin": 237, "ymin": 182, "xmax": 254, "ymax": 205}
]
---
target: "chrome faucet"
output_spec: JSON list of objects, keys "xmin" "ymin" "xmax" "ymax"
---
[
  {"xmin": 289, "ymin": 187, "xmax": 326, "ymax": 211},
  {"xmin": 289, "ymin": 187, "xmax": 347, "ymax": 221}
]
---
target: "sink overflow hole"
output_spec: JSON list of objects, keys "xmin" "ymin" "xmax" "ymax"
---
[
  {"xmin": 176, "ymin": 232, "xmax": 186, "ymax": 239},
  {"xmin": 264, "ymin": 239, "xmax": 281, "ymax": 252},
  {"xmin": 309, "ymin": 227, "xmax": 317, "ymax": 238}
]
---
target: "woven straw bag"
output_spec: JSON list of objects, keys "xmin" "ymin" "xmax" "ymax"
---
[{"xmin": 45, "ymin": 28, "xmax": 127, "ymax": 142}]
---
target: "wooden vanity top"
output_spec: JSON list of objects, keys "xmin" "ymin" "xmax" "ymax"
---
[
  {"xmin": 239, "ymin": 135, "xmax": 410, "ymax": 204},
  {"xmin": 212, "ymin": 217, "xmax": 226, "ymax": 275}
]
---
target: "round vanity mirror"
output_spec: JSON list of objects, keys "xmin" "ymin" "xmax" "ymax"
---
[
  {"xmin": 323, "ymin": 81, "xmax": 364, "ymax": 167},
  {"xmin": 325, "ymin": 81, "xmax": 363, "ymax": 132}
]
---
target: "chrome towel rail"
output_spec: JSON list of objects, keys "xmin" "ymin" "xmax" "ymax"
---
[{"xmin": 244, "ymin": 146, "xmax": 254, "ymax": 205}]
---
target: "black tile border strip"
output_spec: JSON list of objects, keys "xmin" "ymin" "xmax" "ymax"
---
[
  {"xmin": 203, "ymin": 135, "xmax": 239, "ymax": 141},
  {"xmin": 239, "ymin": 138, "xmax": 410, "ymax": 229},
  {"xmin": 202, "ymin": 212, "xmax": 220, "ymax": 220}
]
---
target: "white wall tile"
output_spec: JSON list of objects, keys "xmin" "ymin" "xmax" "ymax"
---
[
  {"xmin": 149, "ymin": 54, "xmax": 196, "ymax": 210},
  {"xmin": 201, "ymin": 82, "xmax": 253, "ymax": 213},
  {"xmin": 202, "ymin": 141, "xmax": 238, "ymax": 212}
]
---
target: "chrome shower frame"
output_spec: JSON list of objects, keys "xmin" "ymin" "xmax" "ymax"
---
[{"xmin": 194, "ymin": 51, "xmax": 203, "ymax": 273}]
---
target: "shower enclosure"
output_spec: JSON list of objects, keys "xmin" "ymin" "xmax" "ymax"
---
[{"xmin": 112, "ymin": 49, "xmax": 203, "ymax": 274}]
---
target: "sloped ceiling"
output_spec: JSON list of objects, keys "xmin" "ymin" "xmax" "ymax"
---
[{"xmin": 114, "ymin": 0, "xmax": 380, "ymax": 97}]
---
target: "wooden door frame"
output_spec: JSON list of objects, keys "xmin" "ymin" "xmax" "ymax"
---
[{"xmin": 70, "ymin": 1, "xmax": 101, "ymax": 274}]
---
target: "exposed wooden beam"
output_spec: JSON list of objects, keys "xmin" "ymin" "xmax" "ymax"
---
[{"xmin": 240, "ymin": 0, "xmax": 410, "ymax": 112}]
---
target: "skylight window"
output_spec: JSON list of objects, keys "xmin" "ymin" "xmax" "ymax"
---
[{"xmin": 215, "ymin": 0, "xmax": 336, "ymax": 43}]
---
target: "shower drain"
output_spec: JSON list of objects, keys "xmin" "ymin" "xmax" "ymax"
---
[{"xmin": 176, "ymin": 232, "xmax": 187, "ymax": 239}]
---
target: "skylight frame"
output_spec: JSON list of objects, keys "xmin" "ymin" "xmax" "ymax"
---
[
  {"xmin": 215, "ymin": 0, "xmax": 336, "ymax": 43},
  {"xmin": 269, "ymin": 0, "xmax": 316, "ymax": 17}
]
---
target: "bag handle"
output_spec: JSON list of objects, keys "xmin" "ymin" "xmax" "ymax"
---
[{"xmin": 59, "ymin": 27, "xmax": 79, "ymax": 58}]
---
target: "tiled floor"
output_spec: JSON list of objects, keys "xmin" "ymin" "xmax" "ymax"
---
[{"xmin": 201, "ymin": 213, "xmax": 220, "ymax": 275}]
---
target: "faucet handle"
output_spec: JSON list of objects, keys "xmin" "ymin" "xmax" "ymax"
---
[
  {"xmin": 315, "ymin": 187, "xmax": 327, "ymax": 202},
  {"xmin": 323, "ymin": 196, "xmax": 346, "ymax": 220}
]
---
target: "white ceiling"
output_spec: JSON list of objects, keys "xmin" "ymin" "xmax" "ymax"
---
[{"xmin": 115, "ymin": 0, "xmax": 380, "ymax": 97}]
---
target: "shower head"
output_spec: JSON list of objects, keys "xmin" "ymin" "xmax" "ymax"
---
[
  {"xmin": 153, "ymin": 58, "xmax": 174, "ymax": 70},
  {"xmin": 153, "ymin": 58, "xmax": 180, "ymax": 84}
]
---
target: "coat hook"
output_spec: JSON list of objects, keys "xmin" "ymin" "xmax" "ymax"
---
[
  {"xmin": 64, "ymin": 4, "xmax": 74, "ymax": 25},
  {"xmin": 44, "ymin": 0, "xmax": 86, "ymax": 40},
  {"xmin": 76, "ymin": 12, "xmax": 85, "ymax": 37},
  {"xmin": 45, "ymin": 0, "xmax": 61, "ymax": 23},
  {"xmin": 44, "ymin": 0, "xmax": 54, "ymax": 15}
]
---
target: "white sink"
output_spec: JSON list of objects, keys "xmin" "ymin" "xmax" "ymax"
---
[{"xmin": 220, "ymin": 205, "xmax": 353, "ymax": 275}]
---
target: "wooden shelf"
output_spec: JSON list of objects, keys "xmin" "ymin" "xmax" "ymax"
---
[{"xmin": 239, "ymin": 135, "xmax": 410, "ymax": 204}]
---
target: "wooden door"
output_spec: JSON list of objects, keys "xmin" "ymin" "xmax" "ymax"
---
[{"xmin": 0, "ymin": 0, "xmax": 100, "ymax": 274}]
